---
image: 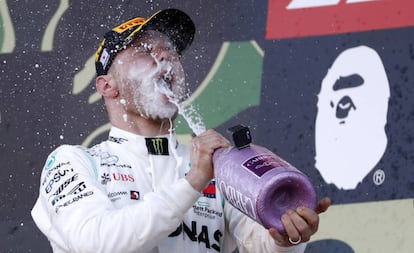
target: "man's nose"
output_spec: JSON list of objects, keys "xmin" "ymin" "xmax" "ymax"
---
[{"xmin": 156, "ymin": 48, "xmax": 171, "ymax": 62}]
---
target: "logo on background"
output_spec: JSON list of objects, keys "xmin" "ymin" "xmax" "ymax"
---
[{"xmin": 315, "ymin": 45, "xmax": 390, "ymax": 189}]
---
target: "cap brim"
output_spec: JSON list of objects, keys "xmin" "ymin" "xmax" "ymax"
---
[
  {"xmin": 140, "ymin": 9, "xmax": 195, "ymax": 54},
  {"xmin": 95, "ymin": 9, "xmax": 195, "ymax": 76}
]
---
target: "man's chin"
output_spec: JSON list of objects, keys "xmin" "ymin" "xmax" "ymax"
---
[{"xmin": 149, "ymin": 110, "xmax": 178, "ymax": 122}]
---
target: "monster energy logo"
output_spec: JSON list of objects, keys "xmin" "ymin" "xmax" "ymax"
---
[{"xmin": 145, "ymin": 137, "xmax": 169, "ymax": 155}]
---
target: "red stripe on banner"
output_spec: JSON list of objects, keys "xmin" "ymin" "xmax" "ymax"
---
[{"xmin": 266, "ymin": 0, "xmax": 414, "ymax": 39}]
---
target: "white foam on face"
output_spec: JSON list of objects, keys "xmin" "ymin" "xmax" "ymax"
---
[
  {"xmin": 122, "ymin": 37, "xmax": 185, "ymax": 119},
  {"xmin": 149, "ymin": 49, "xmax": 206, "ymax": 135},
  {"xmin": 121, "ymin": 33, "xmax": 207, "ymax": 135},
  {"xmin": 145, "ymin": 42, "xmax": 206, "ymax": 135}
]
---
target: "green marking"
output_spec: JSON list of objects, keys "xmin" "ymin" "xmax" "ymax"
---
[
  {"xmin": 197, "ymin": 201, "xmax": 210, "ymax": 207},
  {"xmin": 44, "ymin": 154, "xmax": 56, "ymax": 171},
  {"xmin": 82, "ymin": 149, "xmax": 99, "ymax": 179}
]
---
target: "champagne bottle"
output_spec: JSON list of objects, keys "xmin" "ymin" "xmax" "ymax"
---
[{"xmin": 213, "ymin": 125, "xmax": 317, "ymax": 233}]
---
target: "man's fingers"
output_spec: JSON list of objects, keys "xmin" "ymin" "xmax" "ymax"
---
[
  {"xmin": 315, "ymin": 197, "xmax": 331, "ymax": 214},
  {"xmin": 287, "ymin": 210, "xmax": 312, "ymax": 242},
  {"xmin": 195, "ymin": 129, "xmax": 231, "ymax": 150},
  {"xmin": 270, "ymin": 197, "xmax": 332, "ymax": 247},
  {"xmin": 281, "ymin": 213, "xmax": 302, "ymax": 243},
  {"xmin": 296, "ymin": 207, "xmax": 319, "ymax": 233}
]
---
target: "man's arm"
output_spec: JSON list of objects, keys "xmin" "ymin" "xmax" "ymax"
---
[{"xmin": 32, "ymin": 145, "xmax": 200, "ymax": 253}]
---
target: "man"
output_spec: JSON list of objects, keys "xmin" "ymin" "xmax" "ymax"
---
[{"xmin": 32, "ymin": 8, "xmax": 330, "ymax": 253}]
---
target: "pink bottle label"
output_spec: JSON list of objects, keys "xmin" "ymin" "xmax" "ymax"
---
[{"xmin": 242, "ymin": 154, "xmax": 290, "ymax": 177}]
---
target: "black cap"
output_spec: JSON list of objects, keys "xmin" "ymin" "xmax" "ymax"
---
[{"xmin": 95, "ymin": 9, "xmax": 195, "ymax": 76}]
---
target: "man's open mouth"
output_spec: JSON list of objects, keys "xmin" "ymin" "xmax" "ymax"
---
[{"xmin": 155, "ymin": 73, "xmax": 174, "ymax": 99}]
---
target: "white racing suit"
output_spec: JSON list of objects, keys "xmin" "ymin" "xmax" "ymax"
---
[{"xmin": 32, "ymin": 127, "xmax": 306, "ymax": 253}]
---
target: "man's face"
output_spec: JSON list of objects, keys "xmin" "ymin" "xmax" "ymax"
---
[
  {"xmin": 315, "ymin": 45, "xmax": 390, "ymax": 190},
  {"xmin": 111, "ymin": 30, "xmax": 186, "ymax": 121}
]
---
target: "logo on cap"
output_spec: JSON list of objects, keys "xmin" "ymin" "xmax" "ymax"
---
[{"xmin": 113, "ymin": 17, "xmax": 146, "ymax": 33}]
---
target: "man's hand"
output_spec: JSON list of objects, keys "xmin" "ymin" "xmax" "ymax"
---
[
  {"xmin": 186, "ymin": 129, "xmax": 231, "ymax": 192},
  {"xmin": 269, "ymin": 197, "xmax": 331, "ymax": 247}
]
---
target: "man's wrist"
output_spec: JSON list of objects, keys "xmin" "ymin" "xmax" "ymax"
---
[{"xmin": 185, "ymin": 169, "xmax": 210, "ymax": 192}]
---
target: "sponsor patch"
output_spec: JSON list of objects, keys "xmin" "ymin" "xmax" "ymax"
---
[
  {"xmin": 145, "ymin": 137, "xmax": 169, "ymax": 155},
  {"xmin": 99, "ymin": 48, "xmax": 110, "ymax": 70},
  {"xmin": 130, "ymin": 190, "xmax": 140, "ymax": 200},
  {"xmin": 101, "ymin": 173, "xmax": 111, "ymax": 185},
  {"xmin": 202, "ymin": 180, "xmax": 216, "ymax": 198},
  {"xmin": 50, "ymin": 181, "xmax": 87, "ymax": 206},
  {"xmin": 44, "ymin": 153, "xmax": 57, "ymax": 171},
  {"xmin": 107, "ymin": 191, "xmax": 128, "ymax": 202},
  {"xmin": 108, "ymin": 136, "xmax": 128, "ymax": 144},
  {"xmin": 55, "ymin": 191, "xmax": 94, "ymax": 213}
]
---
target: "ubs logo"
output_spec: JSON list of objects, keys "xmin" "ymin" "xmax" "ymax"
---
[{"xmin": 112, "ymin": 173, "xmax": 135, "ymax": 182}]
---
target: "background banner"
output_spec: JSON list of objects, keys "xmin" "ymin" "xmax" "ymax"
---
[{"xmin": 1, "ymin": 0, "xmax": 413, "ymax": 252}]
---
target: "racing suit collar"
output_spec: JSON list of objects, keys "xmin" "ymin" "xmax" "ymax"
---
[{"xmin": 108, "ymin": 126, "xmax": 178, "ymax": 155}]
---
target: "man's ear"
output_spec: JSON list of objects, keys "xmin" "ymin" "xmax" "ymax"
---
[{"xmin": 96, "ymin": 75, "xmax": 118, "ymax": 98}]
